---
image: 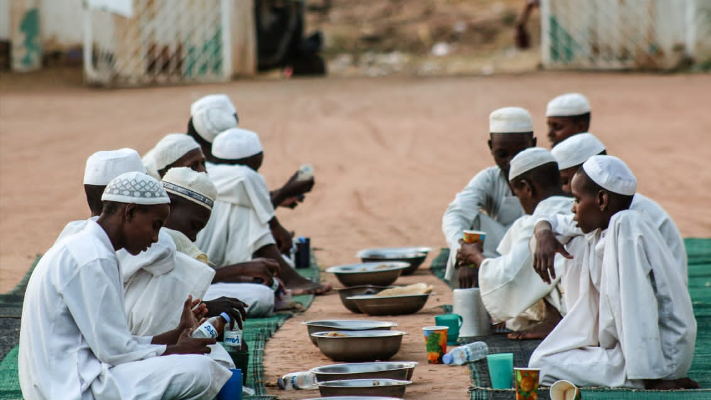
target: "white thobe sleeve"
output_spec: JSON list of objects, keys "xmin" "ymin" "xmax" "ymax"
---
[
  {"xmin": 442, "ymin": 170, "xmax": 494, "ymax": 249},
  {"xmin": 478, "ymin": 219, "xmax": 562, "ymax": 323},
  {"xmin": 63, "ymin": 258, "xmax": 166, "ymax": 366}
]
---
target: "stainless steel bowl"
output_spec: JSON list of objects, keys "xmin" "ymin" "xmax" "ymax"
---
[
  {"xmin": 317, "ymin": 379, "xmax": 411, "ymax": 398},
  {"xmin": 311, "ymin": 330, "xmax": 406, "ymax": 362},
  {"xmin": 311, "ymin": 361, "xmax": 417, "ymax": 382},
  {"xmin": 336, "ymin": 285, "xmax": 390, "ymax": 313},
  {"xmin": 347, "ymin": 293, "xmax": 431, "ymax": 316},
  {"xmin": 305, "ymin": 397, "xmax": 402, "ymax": 400},
  {"xmin": 358, "ymin": 247, "xmax": 433, "ymax": 275},
  {"xmin": 326, "ymin": 262, "xmax": 410, "ymax": 287},
  {"xmin": 304, "ymin": 320, "xmax": 398, "ymax": 346}
]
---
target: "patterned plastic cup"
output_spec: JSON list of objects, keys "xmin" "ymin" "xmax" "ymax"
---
[
  {"xmin": 422, "ymin": 326, "xmax": 448, "ymax": 364},
  {"xmin": 463, "ymin": 230, "xmax": 486, "ymax": 245},
  {"xmin": 514, "ymin": 368, "xmax": 540, "ymax": 400},
  {"xmin": 550, "ymin": 380, "xmax": 581, "ymax": 400}
]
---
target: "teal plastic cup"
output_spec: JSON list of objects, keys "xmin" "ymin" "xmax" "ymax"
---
[
  {"xmin": 487, "ymin": 353, "xmax": 514, "ymax": 389},
  {"xmin": 435, "ymin": 313, "xmax": 463, "ymax": 345}
]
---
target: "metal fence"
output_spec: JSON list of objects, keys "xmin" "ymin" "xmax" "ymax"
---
[
  {"xmin": 541, "ymin": 0, "xmax": 710, "ymax": 70},
  {"xmin": 83, "ymin": 0, "xmax": 233, "ymax": 86}
]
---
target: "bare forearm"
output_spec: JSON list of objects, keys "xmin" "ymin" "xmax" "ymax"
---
[{"xmin": 152, "ymin": 328, "xmax": 181, "ymax": 346}]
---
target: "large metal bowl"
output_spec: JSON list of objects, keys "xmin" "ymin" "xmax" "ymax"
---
[
  {"xmin": 311, "ymin": 330, "xmax": 406, "ymax": 362},
  {"xmin": 326, "ymin": 262, "xmax": 410, "ymax": 287},
  {"xmin": 304, "ymin": 320, "xmax": 398, "ymax": 346},
  {"xmin": 305, "ymin": 397, "xmax": 402, "ymax": 400},
  {"xmin": 347, "ymin": 293, "xmax": 431, "ymax": 316},
  {"xmin": 317, "ymin": 379, "xmax": 411, "ymax": 398},
  {"xmin": 358, "ymin": 247, "xmax": 433, "ymax": 275},
  {"xmin": 311, "ymin": 362, "xmax": 417, "ymax": 382},
  {"xmin": 336, "ymin": 285, "xmax": 390, "ymax": 313}
]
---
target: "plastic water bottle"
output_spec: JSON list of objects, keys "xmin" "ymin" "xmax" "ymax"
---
[
  {"xmin": 296, "ymin": 164, "xmax": 314, "ymax": 181},
  {"xmin": 223, "ymin": 320, "xmax": 243, "ymax": 352},
  {"xmin": 442, "ymin": 341, "xmax": 489, "ymax": 365},
  {"xmin": 277, "ymin": 371, "xmax": 317, "ymax": 390},
  {"xmin": 192, "ymin": 312, "xmax": 230, "ymax": 339}
]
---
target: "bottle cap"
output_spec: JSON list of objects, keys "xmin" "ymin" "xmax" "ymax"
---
[
  {"xmin": 277, "ymin": 378, "xmax": 286, "ymax": 390},
  {"xmin": 220, "ymin": 312, "xmax": 231, "ymax": 322},
  {"xmin": 442, "ymin": 353, "xmax": 453, "ymax": 364}
]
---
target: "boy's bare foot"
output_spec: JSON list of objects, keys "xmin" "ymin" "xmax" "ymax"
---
[
  {"xmin": 644, "ymin": 377, "xmax": 700, "ymax": 390},
  {"xmin": 508, "ymin": 300, "xmax": 561, "ymax": 340}
]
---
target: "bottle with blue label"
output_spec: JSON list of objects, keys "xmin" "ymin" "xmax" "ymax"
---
[
  {"xmin": 191, "ymin": 312, "xmax": 230, "ymax": 339},
  {"xmin": 223, "ymin": 320, "xmax": 243, "ymax": 352}
]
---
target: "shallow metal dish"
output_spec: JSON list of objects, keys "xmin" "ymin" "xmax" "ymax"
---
[
  {"xmin": 336, "ymin": 285, "xmax": 390, "ymax": 313},
  {"xmin": 347, "ymin": 293, "xmax": 431, "ymax": 316},
  {"xmin": 311, "ymin": 361, "xmax": 417, "ymax": 382},
  {"xmin": 317, "ymin": 379, "xmax": 411, "ymax": 398},
  {"xmin": 305, "ymin": 397, "xmax": 402, "ymax": 400},
  {"xmin": 358, "ymin": 247, "xmax": 433, "ymax": 275},
  {"xmin": 326, "ymin": 262, "xmax": 409, "ymax": 287},
  {"xmin": 304, "ymin": 320, "xmax": 398, "ymax": 346},
  {"xmin": 311, "ymin": 330, "xmax": 406, "ymax": 362}
]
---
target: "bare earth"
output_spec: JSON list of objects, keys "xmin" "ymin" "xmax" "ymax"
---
[{"xmin": 2, "ymin": 71, "xmax": 711, "ymax": 398}]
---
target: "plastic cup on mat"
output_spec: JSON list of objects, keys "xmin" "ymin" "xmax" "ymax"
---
[
  {"xmin": 514, "ymin": 367, "xmax": 540, "ymax": 399},
  {"xmin": 217, "ymin": 368, "xmax": 242, "ymax": 400},
  {"xmin": 486, "ymin": 353, "xmax": 513, "ymax": 389},
  {"xmin": 550, "ymin": 380, "xmax": 582, "ymax": 400}
]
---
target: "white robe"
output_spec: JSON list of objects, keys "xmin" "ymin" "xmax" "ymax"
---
[
  {"xmin": 543, "ymin": 193, "xmax": 687, "ymax": 284},
  {"xmin": 442, "ymin": 166, "xmax": 524, "ymax": 281},
  {"xmin": 529, "ymin": 210, "xmax": 696, "ymax": 387},
  {"xmin": 19, "ymin": 221, "xmax": 231, "ymax": 400},
  {"xmin": 55, "ymin": 216, "xmax": 99, "ymax": 244},
  {"xmin": 478, "ymin": 196, "xmax": 572, "ymax": 331},
  {"xmin": 196, "ymin": 162, "xmax": 275, "ymax": 267}
]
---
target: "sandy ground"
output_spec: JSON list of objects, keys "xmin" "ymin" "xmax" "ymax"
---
[{"xmin": 2, "ymin": 71, "xmax": 711, "ymax": 398}]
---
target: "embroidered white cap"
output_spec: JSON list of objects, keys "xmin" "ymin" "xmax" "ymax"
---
[
  {"xmin": 102, "ymin": 171, "xmax": 170, "ymax": 205},
  {"xmin": 162, "ymin": 167, "xmax": 217, "ymax": 210}
]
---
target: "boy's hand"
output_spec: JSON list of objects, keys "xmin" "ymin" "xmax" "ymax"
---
[
  {"xmin": 164, "ymin": 329, "xmax": 215, "ymax": 355},
  {"xmin": 458, "ymin": 265, "xmax": 478, "ymax": 288},
  {"xmin": 533, "ymin": 222, "xmax": 572, "ymax": 284},
  {"xmin": 456, "ymin": 240, "xmax": 485, "ymax": 266}
]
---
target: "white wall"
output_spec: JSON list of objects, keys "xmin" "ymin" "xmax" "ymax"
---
[
  {"xmin": 0, "ymin": 0, "xmax": 10, "ymax": 40},
  {"xmin": 39, "ymin": 0, "xmax": 84, "ymax": 50}
]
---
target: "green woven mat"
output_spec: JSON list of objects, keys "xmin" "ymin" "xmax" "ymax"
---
[
  {"xmin": 428, "ymin": 239, "xmax": 711, "ymax": 399},
  {"xmin": 0, "ymin": 255, "xmax": 321, "ymax": 400}
]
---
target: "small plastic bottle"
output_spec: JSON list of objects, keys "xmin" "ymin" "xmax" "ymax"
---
[
  {"xmin": 277, "ymin": 371, "xmax": 317, "ymax": 390},
  {"xmin": 296, "ymin": 164, "xmax": 314, "ymax": 181},
  {"xmin": 191, "ymin": 312, "xmax": 230, "ymax": 339},
  {"xmin": 223, "ymin": 319, "xmax": 243, "ymax": 352},
  {"xmin": 442, "ymin": 341, "xmax": 489, "ymax": 365}
]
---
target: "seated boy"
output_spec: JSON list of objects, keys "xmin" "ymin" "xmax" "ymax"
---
[
  {"xmin": 529, "ymin": 156, "xmax": 697, "ymax": 389},
  {"xmin": 457, "ymin": 148, "xmax": 572, "ymax": 338},
  {"xmin": 545, "ymin": 93, "xmax": 591, "ymax": 147},
  {"xmin": 442, "ymin": 107, "xmax": 536, "ymax": 288}
]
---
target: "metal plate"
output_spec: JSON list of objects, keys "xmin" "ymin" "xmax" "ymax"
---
[
  {"xmin": 311, "ymin": 330, "xmax": 406, "ymax": 362},
  {"xmin": 336, "ymin": 285, "xmax": 390, "ymax": 313},
  {"xmin": 326, "ymin": 262, "xmax": 409, "ymax": 287},
  {"xmin": 357, "ymin": 247, "xmax": 432, "ymax": 275},
  {"xmin": 346, "ymin": 294, "xmax": 430, "ymax": 316},
  {"xmin": 312, "ymin": 361, "xmax": 417, "ymax": 382},
  {"xmin": 317, "ymin": 379, "xmax": 411, "ymax": 398},
  {"xmin": 304, "ymin": 320, "xmax": 398, "ymax": 346}
]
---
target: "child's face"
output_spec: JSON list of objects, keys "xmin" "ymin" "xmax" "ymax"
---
[
  {"xmin": 547, "ymin": 116, "xmax": 582, "ymax": 147},
  {"xmin": 571, "ymin": 172, "xmax": 603, "ymax": 234},
  {"xmin": 488, "ymin": 133, "xmax": 535, "ymax": 179},
  {"xmin": 559, "ymin": 166, "xmax": 578, "ymax": 194}
]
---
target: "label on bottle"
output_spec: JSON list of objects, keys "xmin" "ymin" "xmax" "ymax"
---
[
  {"xmin": 193, "ymin": 321, "xmax": 218, "ymax": 339},
  {"xmin": 224, "ymin": 330, "xmax": 242, "ymax": 350}
]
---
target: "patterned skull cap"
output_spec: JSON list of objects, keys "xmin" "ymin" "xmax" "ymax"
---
[{"xmin": 102, "ymin": 171, "xmax": 171, "ymax": 205}]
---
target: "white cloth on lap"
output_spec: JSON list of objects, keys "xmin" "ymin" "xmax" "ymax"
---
[{"xmin": 204, "ymin": 283, "xmax": 275, "ymax": 317}]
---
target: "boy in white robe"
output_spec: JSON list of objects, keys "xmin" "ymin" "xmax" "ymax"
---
[
  {"xmin": 442, "ymin": 107, "xmax": 536, "ymax": 288},
  {"xmin": 532, "ymin": 133, "xmax": 687, "ymax": 292},
  {"xmin": 545, "ymin": 93, "xmax": 591, "ymax": 147},
  {"xmin": 197, "ymin": 128, "xmax": 331, "ymax": 295},
  {"xmin": 160, "ymin": 167, "xmax": 277, "ymax": 317},
  {"xmin": 457, "ymin": 148, "xmax": 572, "ymax": 338},
  {"xmin": 529, "ymin": 156, "xmax": 698, "ymax": 389},
  {"xmin": 19, "ymin": 172, "xmax": 232, "ymax": 400}
]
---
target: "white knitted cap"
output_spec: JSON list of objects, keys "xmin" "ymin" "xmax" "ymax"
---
[
  {"xmin": 162, "ymin": 167, "xmax": 217, "ymax": 210},
  {"xmin": 84, "ymin": 148, "xmax": 147, "ymax": 185},
  {"xmin": 508, "ymin": 147, "xmax": 557, "ymax": 180},
  {"xmin": 212, "ymin": 127, "xmax": 263, "ymax": 160},
  {"xmin": 102, "ymin": 171, "xmax": 170, "ymax": 205},
  {"xmin": 551, "ymin": 133, "xmax": 606, "ymax": 170},
  {"xmin": 582, "ymin": 155, "xmax": 637, "ymax": 196},
  {"xmin": 546, "ymin": 93, "xmax": 591, "ymax": 117},
  {"xmin": 192, "ymin": 107, "xmax": 238, "ymax": 143},
  {"xmin": 489, "ymin": 107, "xmax": 534, "ymax": 133},
  {"xmin": 190, "ymin": 94, "xmax": 236, "ymax": 116},
  {"xmin": 152, "ymin": 134, "xmax": 201, "ymax": 172}
]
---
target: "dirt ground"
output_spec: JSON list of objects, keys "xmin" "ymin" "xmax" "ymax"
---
[{"xmin": 1, "ymin": 70, "xmax": 711, "ymax": 398}]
